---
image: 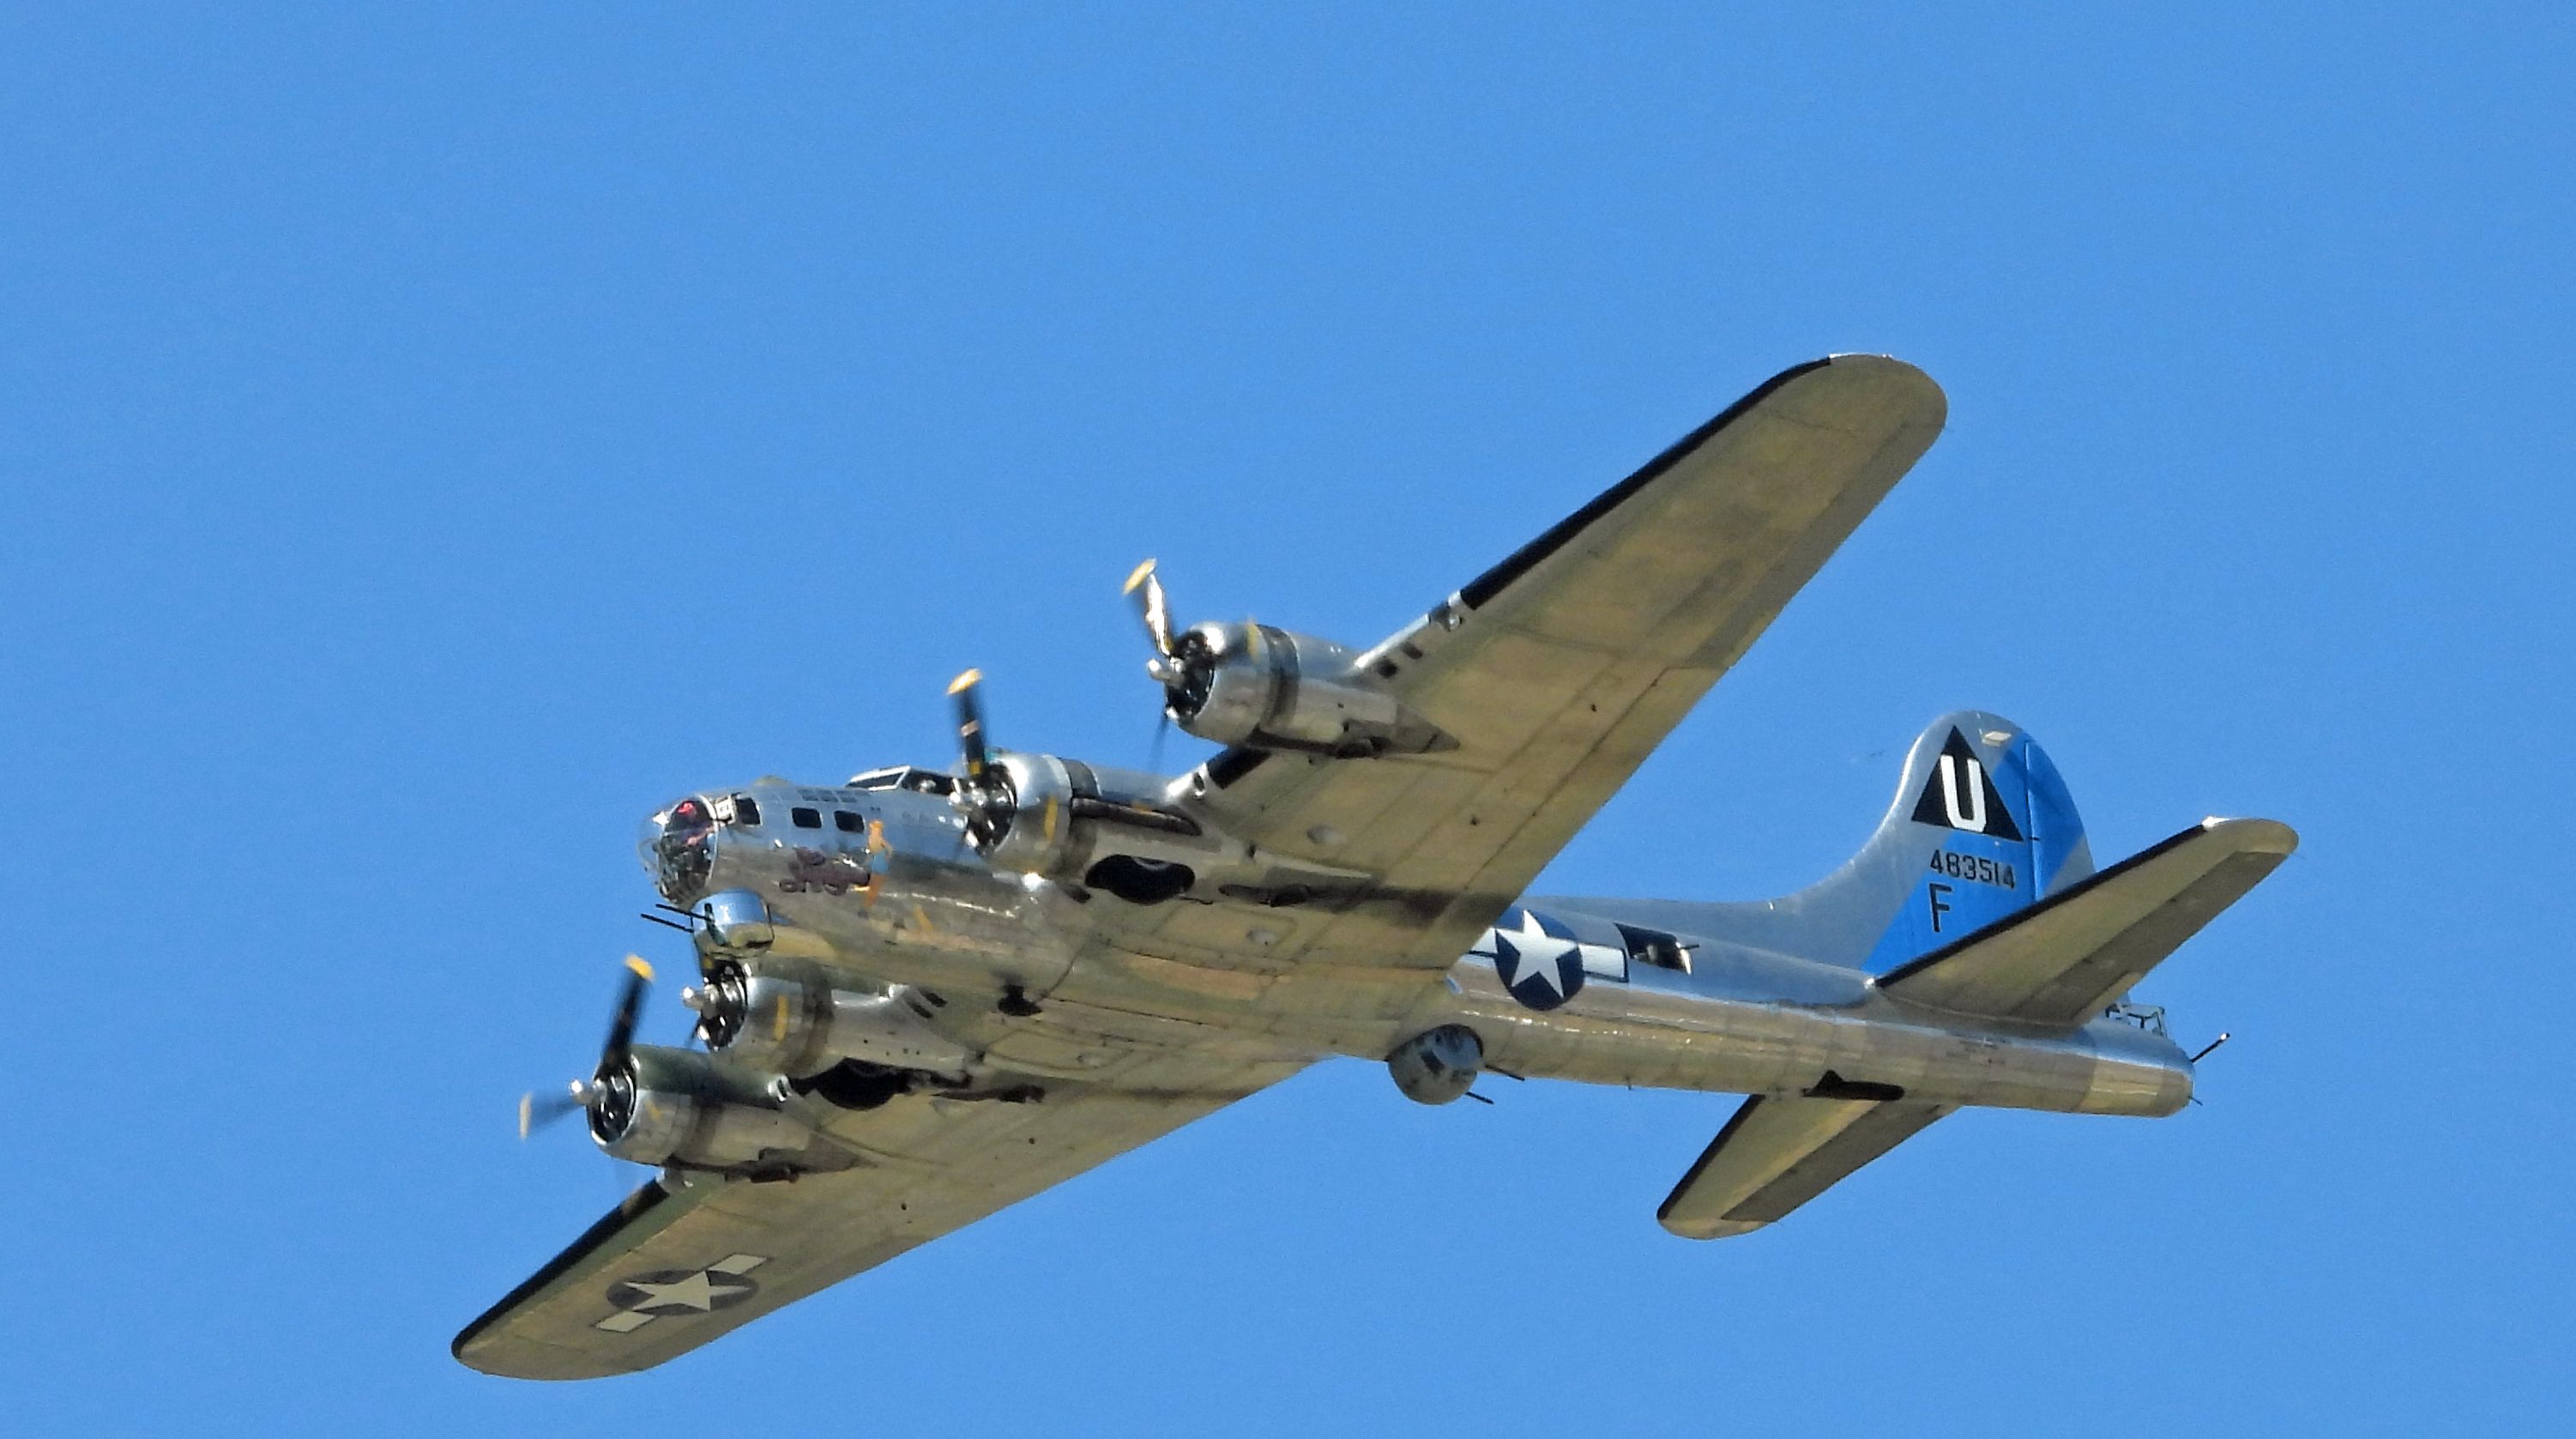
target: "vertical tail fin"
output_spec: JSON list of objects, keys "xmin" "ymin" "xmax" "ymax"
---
[
  {"xmin": 1552, "ymin": 712, "xmax": 2093, "ymax": 971},
  {"xmin": 1843, "ymin": 711, "xmax": 2094, "ymax": 972}
]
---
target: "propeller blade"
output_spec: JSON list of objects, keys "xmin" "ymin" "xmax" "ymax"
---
[
  {"xmin": 519, "ymin": 1087, "xmax": 584, "ymax": 1140},
  {"xmin": 950, "ymin": 668, "xmax": 990, "ymax": 783},
  {"xmin": 600, "ymin": 953, "xmax": 653, "ymax": 1075},
  {"xmin": 1124, "ymin": 559, "xmax": 1174, "ymax": 657}
]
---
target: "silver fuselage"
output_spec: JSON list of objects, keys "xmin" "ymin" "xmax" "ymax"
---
[{"xmin": 651, "ymin": 775, "xmax": 2193, "ymax": 1121}]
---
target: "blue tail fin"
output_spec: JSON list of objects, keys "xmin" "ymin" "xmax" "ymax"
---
[
  {"xmin": 1541, "ymin": 712, "xmax": 2094, "ymax": 971},
  {"xmin": 1845, "ymin": 712, "xmax": 2094, "ymax": 970}
]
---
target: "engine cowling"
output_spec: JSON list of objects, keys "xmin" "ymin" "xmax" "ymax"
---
[
  {"xmin": 685, "ymin": 957, "xmax": 977, "ymax": 1080},
  {"xmin": 586, "ymin": 1045, "xmax": 832, "ymax": 1170},
  {"xmin": 1161, "ymin": 622, "xmax": 1451, "ymax": 757},
  {"xmin": 1386, "ymin": 1025, "xmax": 1484, "ymax": 1105},
  {"xmin": 965, "ymin": 752, "xmax": 1240, "ymax": 901}
]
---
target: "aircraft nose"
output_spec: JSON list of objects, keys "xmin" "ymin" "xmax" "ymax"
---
[{"xmin": 640, "ymin": 795, "xmax": 717, "ymax": 904}]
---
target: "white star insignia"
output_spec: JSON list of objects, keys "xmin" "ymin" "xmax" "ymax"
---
[
  {"xmin": 627, "ymin": 1271, "xmax": 730, "ymax": 1312},
  {"xmin": 1495, "ymin": 910, "xmax": 1575, "ymax": 997},
  {"xmin": 596, "ymin": 1255, "xmax": 769, "ymax": 1334}
]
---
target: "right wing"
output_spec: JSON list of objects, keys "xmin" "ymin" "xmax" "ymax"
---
[
  {"xmin": 455, "ymin": 1049, "xmax": 1304, "ymax": 1380},
  {"xmin": 1658, "ymin": 1093, "xmax": 1955, "ymax": 1239},
  {"xmin": 1125, "ymin": 357, "xmax": 1945, "ymax": 1018}
]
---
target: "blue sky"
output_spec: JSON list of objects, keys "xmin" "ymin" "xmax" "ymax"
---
[{"xmin": 7, "ymin": 5, "xmax": 2570, "ymax": 1433}]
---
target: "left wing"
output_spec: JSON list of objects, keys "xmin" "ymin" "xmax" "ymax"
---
[
  {"xmin": 1658, "ymin": 1093, "xmax": 1955, "ymax": 1239},
  {"xmin": 456, "ymin": 1049, "xmax": 1302, "ymax": 1380}
]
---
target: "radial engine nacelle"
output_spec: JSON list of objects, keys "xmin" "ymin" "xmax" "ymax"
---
[
  {"xmin": 1123, "ymin": 562, "xmax": 1452, "ymax": 758},
  {"xmin": 685, "ymin": 955, "xmax": 977, "ymax": 1081},
  {"xmin": 944, "ymin": 669, "xmax": 1372, "ymax": 905},
  {"xmin": 1156, "ymin": 620, "xmax": 1453, "ymax": 757},
  {"xmin": 978, "ymin": 753, "xmax": 1221, "ymax": 880},
  {"xmin": 582, "ymin": 1045, "xmax": 849, "ymax": 1173}
]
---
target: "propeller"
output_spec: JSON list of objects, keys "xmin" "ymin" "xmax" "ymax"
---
[
  {"xmin": 1123, "ymin": 562, "xmax": 1191, "ymax": 770},
  {"xmin": 1122, "ymin": 558, "xmax": 1233, "ymax": 740},
  {"xmin": 1125, "ymin": 559, "xmax": 1177, "ymax": 678},
  {"xmin": 950, "ymin": 668, "xmax": 991, "ymax": 785},
  {"xmin": 947, "ymin": 668, "xmax": 1011, "ymax": 847},
  {"xmin": 519, "ymin": 954, "xmax": 655, "ymax": 1140}
]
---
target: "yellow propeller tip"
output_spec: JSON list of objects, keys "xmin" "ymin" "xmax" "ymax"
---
[
  {"xmin": 517, "ymin": 1091, "xmax": 534, "ymax": 1140},
  {"xmin": 1122, "ymin": 558, "xmax": 1158, "ymax": 593},
  {"xmin": 949, "ymin": 668, "xmax": 982, "ymax": 694},
  {"xmin": 624, "ymin": 954, "xmax": 655, "ymax": 982}
]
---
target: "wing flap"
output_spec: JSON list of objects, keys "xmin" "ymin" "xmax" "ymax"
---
[
  {"xmin": 1878, "ymin": 818, "xmax": 2296, "ymax": 1026},
  {"xmin": 1658, "ymin": 1093, "xmax": 1955, "ymax": 1238}
]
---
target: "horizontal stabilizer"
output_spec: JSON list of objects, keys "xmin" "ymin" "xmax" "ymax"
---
[
  {"xmin": 1877, "ymin": 818, "xmax": 2295, "ymax": 1027},
  {"xmin": 1659, "ymin": 1093, "xmax": 1954, "ymax": 1239}
]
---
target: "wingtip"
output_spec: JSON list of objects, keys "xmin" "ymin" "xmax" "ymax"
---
[
  {"xmin": 2200, "ymin": 816, "xmax": 2300, "ymax": 856},
  {"xmin": 1796, "ymin": 353, "xmax": 1947, "ymax": 432},
  {"xmin": 1657, "ymin": 1212, "xmax": 1771, "ymax": 1240}
]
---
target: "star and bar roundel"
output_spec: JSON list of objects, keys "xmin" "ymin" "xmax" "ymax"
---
[
  {"xmin": 594, "ymin": 1253, "xmax": 768, "ymax": 1333},
  {"xmin": 1469, "ymin": 908, "xmax": 1622, "ymax": 1012}
]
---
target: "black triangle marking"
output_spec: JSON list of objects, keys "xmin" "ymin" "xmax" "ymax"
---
[{"xmin": 1909, "ymin": 728, "xmax": 2024, "ymax": 840}]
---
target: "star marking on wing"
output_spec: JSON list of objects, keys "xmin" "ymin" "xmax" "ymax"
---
[
  {"xmin": 595, "ymin": 1255, "xmax": 770, "ymax": 1333},
  {"xmin": 627, "ymin": 1270, "xmax": 737, "ymax": 1313}
]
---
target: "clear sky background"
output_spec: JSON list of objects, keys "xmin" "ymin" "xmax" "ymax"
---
[{"xmin": 7, "ymin": 6, "xmax": 2569, "ymax": 1434}]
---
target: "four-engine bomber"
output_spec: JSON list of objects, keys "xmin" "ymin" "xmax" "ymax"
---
[{"xmin": 462, "ymin": 354, "xmax": 2294, "ymax": 1382}]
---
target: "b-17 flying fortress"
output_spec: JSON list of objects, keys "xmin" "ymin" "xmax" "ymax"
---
[{"xmin": 456, "ymin": 356, "xmax": 2292, "ymax": 1380}]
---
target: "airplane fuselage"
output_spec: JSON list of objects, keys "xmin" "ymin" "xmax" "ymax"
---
[{"xmin": 652, "ymin": 772, "xmax": 2193, "ymax": 1125}]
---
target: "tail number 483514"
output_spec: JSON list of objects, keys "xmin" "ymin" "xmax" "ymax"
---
[{"xmin": 1929, "ymin": 849, "xmax": 2016, "ymax": 890}]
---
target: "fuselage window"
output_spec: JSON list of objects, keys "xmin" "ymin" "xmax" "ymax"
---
[
  {"xmin": 732, "ymin": 796, "xmax": 762, "ymax": 827},
  {"xmin": 1616, "ymin": 922, "xmax": 1692, "ymax": 974},
  {"xmin": 833, "ymin": 809, "xmax": 863, "ymax": 833},
  {"xmin": 791, "ymin": 807, "xmax": 823, "ymax": 829}
]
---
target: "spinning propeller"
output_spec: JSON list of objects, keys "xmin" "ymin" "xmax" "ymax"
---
[
  {"xmin": 1123, "ymin": 558, "xmax": 1251, "ymax": 752},
  {"xmin": 948, "ymin": 668, "xmax": 1011, "ymax": 846},
  {"xmin": 518, "ymin": 955, "xmax": 655, "ymax": 1141},
  {"xmin": 1125, "ymin": 559, "xmax": 1179, "ymax": 683},
  {"xmin": 1123, "ymin": 561, "xmax": 1180, "ymax": 766}
]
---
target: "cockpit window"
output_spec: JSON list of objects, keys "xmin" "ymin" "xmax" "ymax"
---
[
  {"xmin": 733, "ymin": 796, "xmax": 762, "ymax": 826},
  {"xmin": 791, "ymin": 807, "xmax": 822, "ymax": 829},
  {"xmin": 848, "ymin": 765, "xmax": 957, "ymax": 796},
  {"xmin": 834, "ymin": 809, "xmax": 863, "ymax": 833}
]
